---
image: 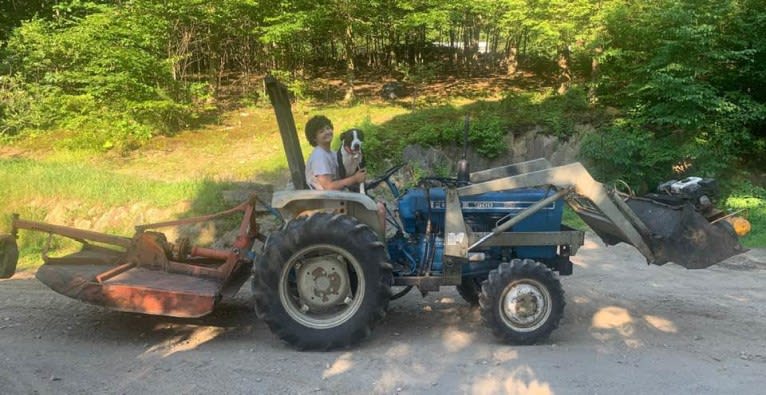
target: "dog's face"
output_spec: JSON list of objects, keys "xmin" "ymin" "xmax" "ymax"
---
[{"xmin": 339, "ymin": 129, "xmax": 364, "ymax": 158}]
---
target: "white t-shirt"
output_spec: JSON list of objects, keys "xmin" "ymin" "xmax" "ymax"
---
[{"xmin": 305, "ymin": 146, "xmax": 338, "ymax": 190}]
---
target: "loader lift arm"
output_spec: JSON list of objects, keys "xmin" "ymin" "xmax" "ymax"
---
[{"xmin": 449, "ymin": 159, "xmax": 745, "ymax": 269}]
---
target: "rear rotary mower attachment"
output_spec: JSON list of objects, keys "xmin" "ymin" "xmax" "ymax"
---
[{"xmin": 0, "ymin": 196, "xmax": 263, "ymax": 317}]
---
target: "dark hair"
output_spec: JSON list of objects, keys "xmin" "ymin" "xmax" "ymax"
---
[{"xmin": 304, "ymin": 115, "xmax": 333, "ymax": 146}]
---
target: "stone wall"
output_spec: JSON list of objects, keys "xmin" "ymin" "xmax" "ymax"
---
[{"xmin": 401, "ymin": 124, "xmax": 590, "ymax": 175}]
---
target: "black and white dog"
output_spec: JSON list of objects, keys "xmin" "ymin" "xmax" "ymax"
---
[{"xmin": 337, "ymin": 128, "xmax": 365, "ymax": 191}]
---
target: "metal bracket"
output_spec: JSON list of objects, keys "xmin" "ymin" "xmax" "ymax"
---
[{"xmin": 442, "ymin": 187, "xmax": 468, "ymax": 285}]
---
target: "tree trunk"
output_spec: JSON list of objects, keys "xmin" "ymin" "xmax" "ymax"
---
[
  {"xmin": 589, "ymin": 46, "xmax": 603, "ymax": 103},
  {"xmin": 462, "ymin": 18, "xmax": 470, "ymax": 75},
  {"xmin": 389, "ymin": 30, "xmax": 397, "ymax": 67},
  {"xmin": 449, "ymin": 28, "xmax": 457, "ymax": 68},
  {"xmin": 556, "ymin": 45, "xmax": 572, "ymax": 95},
  {"xmin": 343, "ymin": 23, "xmax": 356, "ymax": 102},
  {"xmin": 506, "ymin": 47, "xmax": 518, "ymax": 75}
]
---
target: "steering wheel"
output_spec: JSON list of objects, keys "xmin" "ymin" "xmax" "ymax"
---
[{"xmin": 365, "ymin": 164, "xmax": 404, "ymax": 192}]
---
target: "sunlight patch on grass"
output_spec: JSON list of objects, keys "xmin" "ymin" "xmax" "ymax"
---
[{"xmin": 0, "ymin": 158, "xmax": 200, "ymax": 209}]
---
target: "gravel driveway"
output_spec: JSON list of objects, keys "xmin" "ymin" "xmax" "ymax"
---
[{"xmin": 1, "ymin": 236, "xmax": 764, "ymax": 394}]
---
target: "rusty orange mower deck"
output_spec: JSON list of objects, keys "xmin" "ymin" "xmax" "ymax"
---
[{"xmin": 1, "ymin": 196, "xmax": 263, "ymax": 317}]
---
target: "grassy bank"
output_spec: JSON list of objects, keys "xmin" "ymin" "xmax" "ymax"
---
[{"xmin": 2, "ymin": 93, "xmax": 764, "ymax": 273}]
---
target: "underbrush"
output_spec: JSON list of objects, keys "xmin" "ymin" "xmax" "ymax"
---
[
  {"xmin": 724, "ymin": 181, "xmax": 766, "ymax": 248},
  {"xmin": 360, "ymin": 87, "xmax": 594, "ymax": 169}
]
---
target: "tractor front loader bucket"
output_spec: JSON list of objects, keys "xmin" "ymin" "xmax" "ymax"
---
[
  {"xmin": 622, "ymin": 198, "xmax": 745, "ymax": 269},
  {"xmin": 2, "ymin": 197, "xmax": 262, "ymax": 317},
  {"xmin": 460, "ymin": 160, "xmax": 748, "ymax": 269},
  {"xmin": 571, "ymin": 196, "xmax": 746, "ymax": 269}
]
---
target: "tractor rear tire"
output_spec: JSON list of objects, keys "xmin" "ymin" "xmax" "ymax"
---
[
  {"xmin": 252, "ymin": 212, "xmax": 392, "ymax": 350},
  {"xmin": 479, "ymin": 259, "xmax": 564, "ymax": 345}
]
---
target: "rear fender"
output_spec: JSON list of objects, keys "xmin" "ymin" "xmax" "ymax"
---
[{"xmin": 271, "ymin": 190, "xmax": 383, "ymax": 238}]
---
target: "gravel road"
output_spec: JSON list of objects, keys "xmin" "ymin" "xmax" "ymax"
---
[{"xmin": 1, "ymin": 236, "xmax": 764, "ymax": 395}]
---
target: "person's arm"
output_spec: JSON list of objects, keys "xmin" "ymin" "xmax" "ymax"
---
[{"xmin": 315, "ymin": 170, "xmax": 366, "ymax": 191}]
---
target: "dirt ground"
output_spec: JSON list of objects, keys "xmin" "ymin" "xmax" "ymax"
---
[{"xmin": 0, "ymin": 235, "xmax": 764, "ymax": 395}]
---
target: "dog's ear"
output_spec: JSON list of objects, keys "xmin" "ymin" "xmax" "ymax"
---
[{"xmin": 339, "ymin": 130, "xmax": 350, "ymax": 141}]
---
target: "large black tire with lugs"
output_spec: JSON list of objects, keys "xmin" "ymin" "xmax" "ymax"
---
[
  {"xmin": 252, "ymin": 212, "xmax": 392, "ymax": 350},
  {"xmin": 479, "ymin": 259, "xmax": 564, "ymax": 345}
]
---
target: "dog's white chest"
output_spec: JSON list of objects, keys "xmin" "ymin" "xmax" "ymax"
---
[{"xmin": 341, "ymin": 150, "xmax": 362, "ymax": 174}]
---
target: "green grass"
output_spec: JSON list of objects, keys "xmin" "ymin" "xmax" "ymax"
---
[
  {"xmin": 0, "ymin": 158, "xmax": 201, "ymax": 209},
  {"xmin": 725, "ymin": 184, "xmax": 766, "ymax": 248}
]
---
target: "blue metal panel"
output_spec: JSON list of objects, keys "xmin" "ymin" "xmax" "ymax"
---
[
  {"xmin": 397, "ymin": 187, "xmax": 562, "ymax": 260},
  {"xmin": 398, "ymin": 188, "xmax": 561, "ymax": 230}
]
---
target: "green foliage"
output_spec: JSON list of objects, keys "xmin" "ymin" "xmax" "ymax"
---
[
  {"xmin": 0, "ymin": 75, "xmax": 61, "ymax": 135},
  {"xmin": 360, "ymin": 89, "xmax": 593, "ymax": 170},
  {"xmin": 0, "ymin": 4, "xmax": 194, "ymax": 150},
  {"xmin": 579, "ymin": 121, "xmax": 679, "ymax": 191},
  {"xmin": 269, "ymin": 70, "xmax": 309, "ymax": 101},
  {"xmin": 398, "ymin": 62, "xmax": 442, "ymax": 85},
  {"xmin": 0, "ymin": 0, "xmax": 763, "ymax": 213},
  {"xmin": 359, "ymin": 104, "xmax": 508, "ymax": 167},
  {"xmin": 501, "ymin": 87, "xmax": 591, "ymax": 137},
  {"xmin": 468, "ymin": 117, "xmax": 507, "ymax": 158},
  {"xmin": 586, "ymin": 0, "xmax": 766, "ymax": 187},
  {"xmin": 724, "ymin": 181, "xmax": 766, "ymax": 248},
  {"xmin": 562, "ymin": 205, "xmax": 588, "ymax": 231}
]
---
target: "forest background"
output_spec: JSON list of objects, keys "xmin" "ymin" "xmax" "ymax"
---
[{"xmin": 0, "ymin": 0, "xmax": 764, "ymax": 266}]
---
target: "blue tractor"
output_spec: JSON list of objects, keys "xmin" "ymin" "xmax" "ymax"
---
[
  {"xmin": 254, "ymin": 154, "xmax": 747, "ymax": 350},
  {"xmin": 1, "ymin": 78, "xmax": 748, "ymax": 351},
  {"xmin": 253, "ymin": 160, "xmax": 576, "ymax": 349},
  {"xmin": 250, "ymin": 79, "xmax": 748, "ymax": 350}
]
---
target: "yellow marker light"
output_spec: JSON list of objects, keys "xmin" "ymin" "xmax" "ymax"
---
[{"xmin": 725, "ymin": 216, "xmax": 751, "ymax": 237}]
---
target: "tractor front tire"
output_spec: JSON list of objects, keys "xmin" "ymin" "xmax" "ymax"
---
[
  {"xmin": 253, "ymin": 212, "xmax": 392, "ymax": 350},
  {"xmin": 479, "ymin": 259, "xmax": 564, "ymax": 345}
]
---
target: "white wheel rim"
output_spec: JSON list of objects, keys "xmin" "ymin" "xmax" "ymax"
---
[
  {"xmin": 279, "ymin": 244, "xmax": 365, "ymax": 329},
  {"xmin": 499, "ymin": 279, "xmax": 552, "ymax": 332}
]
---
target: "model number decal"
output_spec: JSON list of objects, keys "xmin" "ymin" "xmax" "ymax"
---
[{"xmin": 430, "ymin": 201, "xmax": 556, "ymax": 210}]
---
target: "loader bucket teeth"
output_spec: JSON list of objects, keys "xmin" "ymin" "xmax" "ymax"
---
[
  {"xmin": 625, "ymin": 200, "xmax": 746, "ymax": 269},
  {"xmin": 0, "ymin": 235, "xmax": 19, "ymax": 279}
]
